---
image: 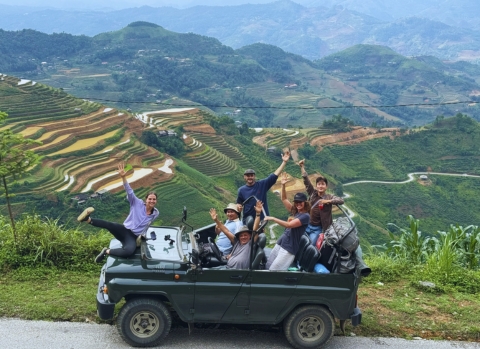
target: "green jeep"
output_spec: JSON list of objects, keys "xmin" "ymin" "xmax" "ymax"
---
[{"xmin": 96, "ymin": 208, "xmax": 369, "ymax": 349}]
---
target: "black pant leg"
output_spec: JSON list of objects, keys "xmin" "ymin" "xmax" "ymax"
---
[{"xmin": 91, "ymin": 218, "xmax": 138, "ymax": 258}]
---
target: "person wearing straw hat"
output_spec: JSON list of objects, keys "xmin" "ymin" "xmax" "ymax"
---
[
  {"xmin": 210, "ymin": 201, "xmax": 263, "ymax": 269},
  {"xmin": 214, "ymin": 203, "xmax": 241, "ymax": 256}
]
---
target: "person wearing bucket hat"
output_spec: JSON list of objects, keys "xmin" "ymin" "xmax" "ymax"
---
[
  {"xmin": 298, "ymin": 159, "xmax": 344, "ymax": 244},
  {"xmin": 236, "ymin": 150, "xmax": 291, "ymax": 224},
  {"xmin": 264, "ymin": 176, "xmax": 310, "ymax": 270},
  {"xmin": 210, "ymin": 201, "xmax": 263, "ymax": 269},
  {"xmin": 213, "ymin": 203, "xmax": 241, "ymax": 256}
]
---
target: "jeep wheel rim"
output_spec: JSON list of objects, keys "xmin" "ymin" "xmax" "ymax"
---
[
  {"xmin": 297, "ymin": 315, "xmax": 324, "ymax": 342},
  {"xmin": 130, "ymin": 311, "xmax": 160, "ymax": 338}
]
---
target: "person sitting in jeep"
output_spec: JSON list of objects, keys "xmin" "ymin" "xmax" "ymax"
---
[
  {"xmin": 77, "ymin": 162, "xmax": 159, "ymax": 263},
  {"xmin": 209, "ymin": 201, "xmax": 263, "ymax": 269},
  {"xmin": 264, "ymin": 178, "xmax": 310, "ymax": 271},
  {"xmin": 214, "ymin": 203, "xmax": 242, "ymax": 256}
]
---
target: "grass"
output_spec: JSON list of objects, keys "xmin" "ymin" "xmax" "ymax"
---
[
  {"xmin": 356, "ymin": 280, "xmax": 480, "ymax": 341},
  {"xmin": 0, "ymin": 268, "xmax": 100, "ymax": 322}
]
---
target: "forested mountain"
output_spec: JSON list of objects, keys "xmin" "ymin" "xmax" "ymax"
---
[
  {"xmin": 1, "ymin": 0, "xmax": 480, "ymax": 61},
  {"xmin": 2, "ymin": 23, "xmax": 480, "ymax": 128}
]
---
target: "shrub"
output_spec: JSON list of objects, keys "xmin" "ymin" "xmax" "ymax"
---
[
  {"xmin": 0, "ymin": 214, "xmax": 110, "ymax": 272},
  {"xmin": 363, "ymin": 252, "xmax": 412, "ymax": 284}
]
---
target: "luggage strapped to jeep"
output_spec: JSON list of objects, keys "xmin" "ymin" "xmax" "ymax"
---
[{"xmin": 318, "ymin": 204, "xmax": 359, "ymax": 273}]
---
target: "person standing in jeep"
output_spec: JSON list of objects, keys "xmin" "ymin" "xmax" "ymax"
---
[
  {"xmin": 77, "ymin": 162, "xmax": 159, "ymax": 263},
  {"xmin": 236, "ymin": 150, "xmax": 290, "ymax": 223},
  {"xmin": 298, "ymin": 159, "xmax": 344, "ymax": 244}
]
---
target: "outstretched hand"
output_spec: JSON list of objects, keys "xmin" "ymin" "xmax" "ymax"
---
[
  {"xmin": 209, "ymin": 208, "xmax": 218, "ymax": 221},
  {"xmin": 117, "ymin": 162, "xmax": 127, "ymax": 178},
  {"xmin": 254, "ymin": 200, "xmax": 264, "ymax": 215},
  {"xmin": 282, "ymin": 150, "xmax": 291, "ymax": 163},
  {"xmin": 298, "ymin": 159, "xmax": 305, "ymax": 167}
]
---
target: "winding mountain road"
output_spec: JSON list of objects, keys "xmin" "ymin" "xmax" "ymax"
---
[{"xmin": 340, "ymin": 172, "xmax": 480, "ymax": 218}]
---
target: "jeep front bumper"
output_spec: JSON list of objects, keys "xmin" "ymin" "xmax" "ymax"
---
[{"xmin": 96, "ymin": 267, "xmax": 115, "ymax": 320}]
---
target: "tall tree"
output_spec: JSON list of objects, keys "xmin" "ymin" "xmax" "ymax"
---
[{"xmin": 0, "ymin": 111, "xmax": 41, "ymax": 242}]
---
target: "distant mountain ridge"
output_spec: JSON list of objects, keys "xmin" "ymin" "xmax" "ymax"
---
[{"xmin": 1, "ymin": 0, "xmax": 480, "ymax": 61}]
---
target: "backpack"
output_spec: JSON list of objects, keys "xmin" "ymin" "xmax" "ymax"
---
[
  {"xmin": 318, "ymin": 205, "xmax": 359, "ymax": 273},
  {"xmin": 323, "ymin": 217, "xmax": 359, "ymax": 254}
]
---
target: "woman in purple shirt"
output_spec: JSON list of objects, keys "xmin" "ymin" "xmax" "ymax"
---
[{"xmin": 77, "ymin": 162, "xmax": 159, "ymax": 263}]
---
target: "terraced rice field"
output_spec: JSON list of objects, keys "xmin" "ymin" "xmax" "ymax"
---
[
  {"xmin": 0, "ymin": 75, "xmax": 168, "ymax": 195},
  {"xmin": 48, "ymin": 130, "xmax": 120, "ymax": 156}
]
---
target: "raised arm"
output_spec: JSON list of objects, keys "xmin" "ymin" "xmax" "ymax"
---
[
  {"xmin": 119, "ymin": 162, "xmax": 140, "ymax": 205},
  {"xmin": 280, "ymin": 172, "xmax": 293, "ymax": 212},
  {"xmin": 298, "ymin": 159, "xmax": 315, "ymax": 196},
  {"xmin": 273, "ymin": 150, "xmax": 290, "ymax": 176},
  {"xmin": 252, "ymin": 200, "xmax": 264, "ymax": 242},
  {"xmin": 209, "ymin": 208, "xmax": 235, "ymax": 244},
  {"xmin": 118, "ymin": 162, "xmax": 128, "ymax": 185}
]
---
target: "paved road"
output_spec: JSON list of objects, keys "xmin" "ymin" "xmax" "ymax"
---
[{"xmin": 1, "ymin": 318, "xmax": 479, "ymax": 349}]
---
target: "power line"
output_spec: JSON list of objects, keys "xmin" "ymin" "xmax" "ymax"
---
[
  {"xmin": 8, "ymin": 75, "xmax": 479, "ymax": 110},
  {"xmin": 76, "ymin": 96, "xmax": 479, "ymax": 110}
]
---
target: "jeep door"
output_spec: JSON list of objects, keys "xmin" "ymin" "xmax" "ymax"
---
[
  {"xmin": 245, "ymin": 270, "xmax": 303, "ymax": 322},
  {"xmin": 192, "ymin": 268, "xmax": 250, "ymax": 322}
]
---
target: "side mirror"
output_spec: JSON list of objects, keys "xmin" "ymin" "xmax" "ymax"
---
[
  {"xmin": 244, "ymin": 215, "xmax": 254, "ymax": 230},
  {"xmin": 182, "ymin": 206, "xmax": 187, "ymax": 221}
]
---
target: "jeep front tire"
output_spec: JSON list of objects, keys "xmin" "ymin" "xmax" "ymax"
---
[
  {"xmin": 116, "ymin": 298, "xmax": 172, "ymax": 347},
  {"xmin": 284, "ymin": 305, "xmax": 335, "ymax": 349}
]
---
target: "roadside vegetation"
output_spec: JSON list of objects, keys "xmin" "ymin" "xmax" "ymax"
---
[{"xmin": 0, "ymin": 213, "xmax": 479, "ymax": 341}]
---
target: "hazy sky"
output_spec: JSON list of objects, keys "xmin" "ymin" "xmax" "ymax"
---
[{"xmin": 0, "ymin": 0, "xmax": 311, "ymax": 10}]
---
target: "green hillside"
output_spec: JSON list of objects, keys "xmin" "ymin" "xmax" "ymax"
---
[
  {"xmin": 300, "ymin": 114, "xmax": 480, "ymax": 240},
  {"xmin": 2, "ymin": 25, "xmax": 480, "ymax": 128},
  {"xmin": 2, "ymin": 72, "xmax": 480, "ymax": 246}
]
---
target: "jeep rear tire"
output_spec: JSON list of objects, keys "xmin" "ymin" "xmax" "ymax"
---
[
  {"xmin": 284, "ymin": 305, "xmax": 335, "ymax": 349},
  {"xmin": 116, "ymin": 298, "xmax": 172, "ymax": 347}
]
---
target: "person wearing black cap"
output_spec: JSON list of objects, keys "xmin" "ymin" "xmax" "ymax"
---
[
  {"xmin": 264, "ymin": 190, "xmax": 310, "ymax": 271},
  {"xmin": 236, "ymin": 150, "xmax": 290, "ymax": 223},
  {"xmin": 209, "ymin": 201, "xmax": 263, "ymax": 269}
]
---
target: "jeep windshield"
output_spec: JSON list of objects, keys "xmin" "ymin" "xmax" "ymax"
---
[{"xmin": 139, "ymin": 226, "xmax": 186, "ymax": 262}]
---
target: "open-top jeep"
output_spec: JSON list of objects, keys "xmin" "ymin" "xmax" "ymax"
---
[{"xmin": 96, "ymin": 206, "xmax": 370, "ymax": 349}]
